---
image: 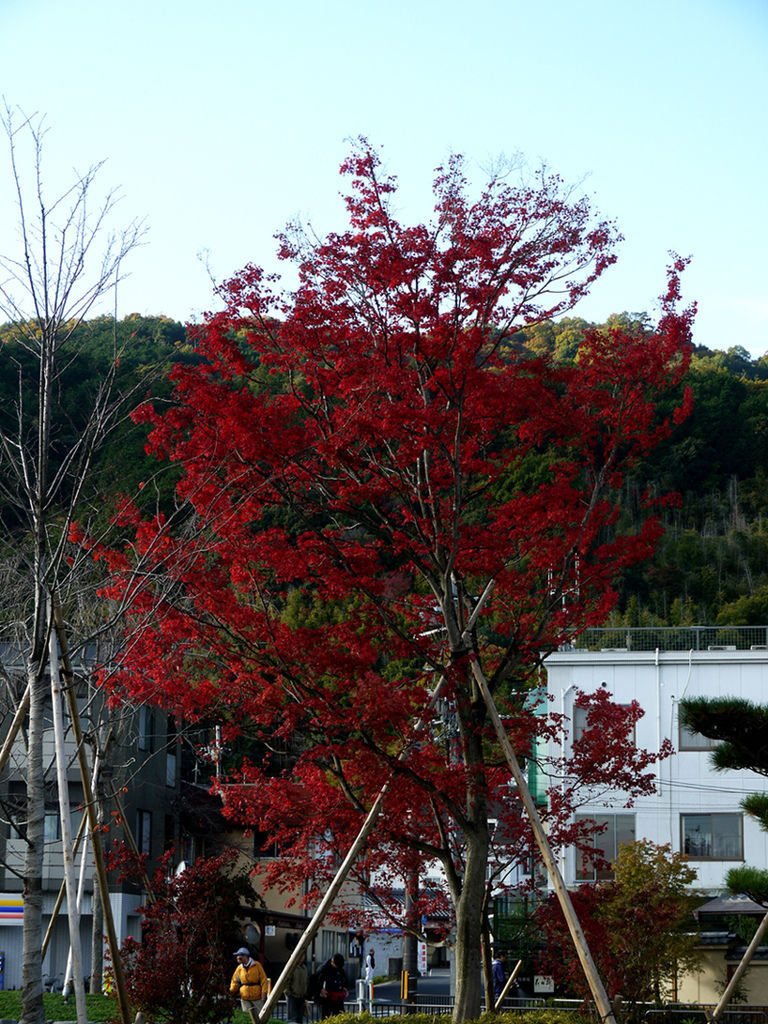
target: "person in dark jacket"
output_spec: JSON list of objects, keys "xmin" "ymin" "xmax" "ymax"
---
[
  {"xmin": 316, "ymin": 954, "xmax": 348, "ymax": 1019},
  {"xmin": 492, "ymin": 949, "xmax": 505, "ymax": 1004},
  {"xmin": 286, "ymin": 954, "xmax": 308, "ymax": 1023}
]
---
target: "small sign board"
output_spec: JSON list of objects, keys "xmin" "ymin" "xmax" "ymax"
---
[
  {"xmin": 534, "ymin": 975, "xmax": 554, "ymax": 994},
  {"xmin": 265, "ymin": 925, "xmax": 276, "ymax": 936},
  {"xmin": 417, "ymin": 941, "xmax": 428, "ymax": 974},
  {"xmin": 0, "ymin": 896, "xmax": 22, "ymax": 925}
]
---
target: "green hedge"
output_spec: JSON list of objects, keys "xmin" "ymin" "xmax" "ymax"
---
[{"xmin": 320, "ymin": 1012, "xmax": 592, "ymax": 1024}]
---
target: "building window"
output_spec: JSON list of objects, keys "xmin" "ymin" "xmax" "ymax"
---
[
  {"xmin": 320, "ymin": 929, "xmax": 347, "ymax": 963},
  {"xmin": 575, "ymin": 813, "xmax": 635, "ymax": 881},
  {"xmin": 44, "ymin": 810, "xmax": 61, "ymax": 841},
  {"xmin": 136, "ymin": 809, "xmax": 152, "ymax": 857},
  {"xmin": 164, "ymin": 814, "xmax": 176, "ymax": 852},
  {"xmin": 573, "ymin": 704, "xmax": 635, "ymax": 745},
  {"xmin": 678, "ymin": 721, "xmax": 718, "ymax": 751},
  {"xmin": 165, "ymin": 713, "xmax": 178, "ymax": 786},
  {"xmin": 681, "ymin": 813, "xmax": 742, "ymax": 859},
  {"xmin": 166, "ymin": 750, "xmax": 177, "ymax": 787},
  {"xmin": 138, "ymin": 706, "xmax": 153, "ymax": 752}
]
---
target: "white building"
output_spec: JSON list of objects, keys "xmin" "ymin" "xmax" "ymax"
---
[{"xmin": 545, "ymin": 631, "xmax": 768, "ymax": 894}]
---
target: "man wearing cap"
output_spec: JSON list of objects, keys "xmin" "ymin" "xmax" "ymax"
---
[{"xmin": 230, "ymin": 946, "xmax": 269, "ymax": 1020}]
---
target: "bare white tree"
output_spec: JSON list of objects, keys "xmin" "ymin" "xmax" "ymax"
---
[{"xmin": 0, "ymin": 102, "xmax": 145, "ymax": 1024}]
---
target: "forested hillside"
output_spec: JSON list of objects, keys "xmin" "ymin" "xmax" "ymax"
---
[
  {"xmin": 1, "ymin": 312, "xmax": 765, "ymax": 626},
  {"xmin": 0, "ymin": 313, "xmax": 194, "ymax": 543},
  {"xmin": 516, "ymin": 318, "xmax": 768, "ymax": 627}
]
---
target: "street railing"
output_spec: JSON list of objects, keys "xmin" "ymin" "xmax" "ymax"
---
[{"xmin": 645, "ymin": 1007, "xmax": 768, "ymax": 1024}]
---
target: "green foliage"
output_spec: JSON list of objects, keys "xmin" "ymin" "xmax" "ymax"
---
[
  {"xmin": 537, "ymin": 840, "xmax": 702, "ymax": 1018},
  {"xmin": 679, "ymin": 697, "xmax": 768, "ymax": 775},
  {"xmin": 0, "ymin": 312, "xmax": 189, "ymax": 540},
  {"xmin": 5, "ymin": 308, "xmax": 768, "ymax": 627},
  {"xmin": 716, "ymin": 585, "xmax": 768, "ymax": 626},
  {"xmin": 0, "ymin": 989, "xmax": 289, "ymax": 1024},
  {"xmin": 7, "ymin": 307, "xmax": 768, "ymax": 626},
  {"xmin": 489, "ymin": 1014, "xmax": 594, "ymax": 1024},
  {"xmin": 681, "ymin": 697, "xmax": 768, "ymax": 929},
  {"xmin": 742, "ymin": 792, "xmax": 768, "ymax": 832},
  {"xmin": 725, "ymin": 864, "xmax": 768, "ymax": 906},
  {"xmin": 590, "ymin": 349, "xmax": 768, "ymax": 625}
]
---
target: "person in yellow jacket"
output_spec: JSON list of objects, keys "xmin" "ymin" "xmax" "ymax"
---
[{"xmin": 230, "ymin": 946, "xmax": 269, "ymax": 1017}]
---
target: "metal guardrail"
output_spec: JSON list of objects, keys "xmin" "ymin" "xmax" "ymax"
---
[
  {"xmin": 345, "ymin": 998, "xmax": 768, "ymax": 1022},
  {"xmin": 365, "ymin": 1003, "xmax": 452, "ymax": 1018},
  {"xmin": 283, "ymin": 995, "xmax": 768, "ymax": 1022},
  {"xmin": 645, "ymin": 1008, "xmax": 768, "ymax": 1024},
  {"xmin": 572, "ymin": 626, "xmax": 768, "ymax": 653}
]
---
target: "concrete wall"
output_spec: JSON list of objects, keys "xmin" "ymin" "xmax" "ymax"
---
[{"xmin": 678, "ymin": 948, "xmax": 768, "ymax": 1005}]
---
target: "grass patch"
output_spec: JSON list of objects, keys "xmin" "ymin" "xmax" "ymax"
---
[
  {"xmin": 0, "ymin": 988, "xmax": 289, "ymax": 1023},
  {"xmin": 0, "ymin": 990, "xmax": 115, "ymax": 1021}
]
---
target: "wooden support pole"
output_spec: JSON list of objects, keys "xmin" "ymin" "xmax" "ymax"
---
[
  {"xmin": 494, "ymin": 958, "xmax": 522, "ymax": 1011},
  {"xmin": 708, "ymin": 908, "xmax": 768, "ymax": 1021},
  {"xmin": 471, "ymin": 656, "xmax": 617, "ymax": 1024},
  {"xmin": 42, "ymin": 810, "xmax": 88, "ymax": 959},
  {"xmin": 0, "ymin": 681, "xmax": 30, "ymax": 775},
  {"xmin": 111, "ymin": 788, "xmax": 156, "ymax": 902},
  {"xmin": 53, "ymin": 602, "xmax": 133, "ymax": 1024},
  {"xmin": 257, "ymin": 780, "xmax": 392, "ymax": 1022}
]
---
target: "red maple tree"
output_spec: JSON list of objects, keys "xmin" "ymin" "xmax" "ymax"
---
[
  {"xmin": 108, "ymin": 847, "xmax": 254, "ymax": 1024},
  {"xmin": 535, "ymin": 840, "xmax": 701, "ymax": 1020},
  {"xmin": 86, "ymin": 142, "xmax": 694, "ymax": 1020}
]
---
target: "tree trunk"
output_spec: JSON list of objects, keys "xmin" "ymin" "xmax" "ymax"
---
[
  {"xmin": 21, "ymin": 665, "xmax": 45, "ymax": 1024},
  {"xmin": 49, "ymin": 625, "xmax": 88, "ymax": 1024},
  {"xmin": 452, "ymin": 829, "xmax": 488, "ymax": 1021},
  {"xmin": 450, "ymin": 648, "xmax": 491, "ymax": 1023},
  {"xmin": 481, "ymin": 900, "xmax": 494, "ymax": 1011},
  {"xmin": 90, "ymin": 770, "xmax": 107, "ymax": 995},
  {"xmin": 90, "ymin": 871, "xmax": 104, "ymax": 994}
]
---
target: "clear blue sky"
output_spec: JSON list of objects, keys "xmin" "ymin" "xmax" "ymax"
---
[{"xmin": 1, "ymin": 0, "xmax": 766, "ymax": 354}]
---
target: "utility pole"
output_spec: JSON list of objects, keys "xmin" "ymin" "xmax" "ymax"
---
[{"xmin": 402, "ymin": 869, "xmax": 419, "ymax": 1004}]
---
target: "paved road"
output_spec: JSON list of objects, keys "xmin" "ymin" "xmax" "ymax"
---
[{"xmin": 372, "ymin": 968, "xmax": 452, "ymax": 1003}]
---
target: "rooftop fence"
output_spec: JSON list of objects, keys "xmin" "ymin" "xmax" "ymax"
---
[{"xmin": 570, "ymin": 625, "xmax": 768, "ymax": 653}]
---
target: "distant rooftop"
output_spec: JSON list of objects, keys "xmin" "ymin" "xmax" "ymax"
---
[{"xmin": 569, "ymin": 625, "xmax": 768, "ymax": 653}]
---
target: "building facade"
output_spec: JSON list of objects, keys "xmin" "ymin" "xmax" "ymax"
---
[
  {"xmin": 546, "ymin": 634, "xmax": 768, "ymax": 892},
  {"xmin": 545, "ymin": 629, "xmax": 768, "ymax": 1003}
]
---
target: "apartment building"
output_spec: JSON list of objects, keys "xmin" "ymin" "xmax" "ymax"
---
[{"xmin": 0, "ymin": 643, "xmax": 183, "ymax": 991}]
